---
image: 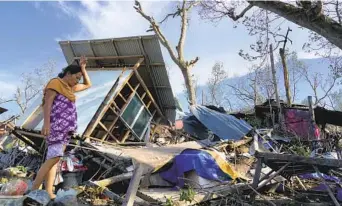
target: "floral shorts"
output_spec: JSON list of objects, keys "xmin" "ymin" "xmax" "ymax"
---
[{"xmin": 46, "ymin": 142, "xmax": 66, "ymax": 160}]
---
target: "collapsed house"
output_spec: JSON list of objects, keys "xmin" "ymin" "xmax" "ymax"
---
[
  {"xmin": 2, "ymin": 36, "xmax": 342, "ymax": 206},
  {"xmin": 14, "ymin": 35, "xmax": 176, "ymax": 150}
]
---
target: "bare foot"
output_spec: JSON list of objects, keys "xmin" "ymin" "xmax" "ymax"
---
[{"xmin": 49, "ymin": 194, "xmax": 56, "ymax": 200}]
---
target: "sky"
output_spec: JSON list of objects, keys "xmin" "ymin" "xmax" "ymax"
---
[{"xmin": 0, "ymin": 1, "xmax": 325, "ymax": 117}]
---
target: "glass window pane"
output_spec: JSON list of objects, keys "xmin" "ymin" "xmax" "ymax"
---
[
  {"xmin": 132, "ymin": 108, "xmax": 151, "ymax": 138},
  {"xmin": 121, "ymin": 95, "xmax": 143, "ymax": 126}
]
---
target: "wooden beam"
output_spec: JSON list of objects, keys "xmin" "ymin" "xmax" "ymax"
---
[
  {"xmin": 94, "ymin": 172, "xmax": 133, "ymax": 187},
  {"xmin": 255, "ymin": 162, "xmax": 290, "ymax": 191},
  {"xmin": 98, "ymin": 122, "xmax": 120, "ymax": 143},
  {"xmin": 252, "ymin": 158, "xmax": 262, "ymax": 189},
  {"xmin": 85, "ymin": 67, "xmax": 132, "ymax": 71},
  {"xmin": 74, "ymin": 55, "xmax": 144, "ymax": 60},
  {"xmin": 132, "ymin": 70, "xmax": 163, "ymax": 118},
  {"xmin": 118, "ymin": 93, "xmax": 127, "ymax": 102},
  {"xmin": 83, "ymin": 68, "xmax": 129, "ymax": 139},
  {"xmin": 122, "ymin": 163, "xmax": 144, "ymax": 206},
  {"xmin": 85, "ymin": 136, "xmax": 146, "ymax": 147},
  {"xmin": 121, "ymin": 130, "xmax": 131, "ymax": 143},
  {"xmin": 256, "ymin": 151, "xmax": 342, "ymax": 168},
  {"xmin": 126, "ymin": 82, "xmax": 134, "ymax": 92}
]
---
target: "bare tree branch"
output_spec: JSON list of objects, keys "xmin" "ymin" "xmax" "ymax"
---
[
  {"xmin": 248, "ymin": 0, "xmax": 342, "ymax": 50},
  {"xmin": 135, "ymin": 0, "xmax": 199, "ymax": 104},
  {"xmin": 134, "ymin": 1, "xmax": 180, "ymax": 66},
  {"xmin": 231, "ymin": 4, "xmax": 253, "ymax": 21},
  {"xmin": 177, "ymin": 0, "xmax": 187, "ymax": 61},
  {"xmin": 0, "ymin": 98, "xmax": 15, "ymax": 105}
]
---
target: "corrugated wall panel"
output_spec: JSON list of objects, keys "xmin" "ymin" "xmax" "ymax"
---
[
  {"xmin": 59, "ymin": 43, "xmax": 75, "ymax": 65},
  {"xmin": 141, "ymin": 37, "xmax": 164, "ymax": 64},
  {"xmin": 158, "ymin": 90, "xmax": 175, "ymax": 107},
  {"xmin": 115, "ymin": 39, "xmax": 143, "ymax": 65},
  {"xmin": 150, "ymin": 66, "xmax": 171, "ymax": 87},
  {"xmin": 91, "ymin": 39, "xmax": 118, "ymax": 57},
  {"xmin": 71, "ymin": 42, "xmax": 95, "ymax": 57},
  {"xmin": 70, "ymin": 42, "xmax": 97, "ymax": 67}
]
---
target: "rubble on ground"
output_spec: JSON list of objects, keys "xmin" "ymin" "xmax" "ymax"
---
[{"xmin": 2, "ymin": 100, "xmax": 342, "ymax": 206}]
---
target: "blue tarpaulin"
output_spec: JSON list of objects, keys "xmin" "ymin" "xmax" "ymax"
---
[
  {"xmin": 158, "ymin": 149, "xmax": 236, "ymax": 188},
  {"xmin": 189, "ymin": 105, "xmax": 252, "ymax": 140}
]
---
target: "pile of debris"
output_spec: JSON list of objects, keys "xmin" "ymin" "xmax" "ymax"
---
[{"xmin": 1, "ymin": 100, "xmax": 342, "ymax": 206}]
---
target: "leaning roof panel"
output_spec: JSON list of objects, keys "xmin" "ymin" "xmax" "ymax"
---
[{"xmin": 59, "ymin": 35, "xmax": 176, "ymax": 122}]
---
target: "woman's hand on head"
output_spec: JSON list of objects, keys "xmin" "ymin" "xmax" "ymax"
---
[{"xmin": 80, "ymin": 56, "xmax": 87, "ymax": 68}]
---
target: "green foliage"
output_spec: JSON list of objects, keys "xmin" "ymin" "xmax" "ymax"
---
[
  {"xmin": 245, "ymin": 116, "xmax": 262, "ymax": 128},
  {"xmin": 179, "ymin": 186, "xmax": 196, "ymax": 203},
  {"xmin": 289, "ymin": 140, "xmax": 311, "ymax": 157},
  {"xmin": 164, "ymin": 196, "xmax": 174, "ymax": 206}
]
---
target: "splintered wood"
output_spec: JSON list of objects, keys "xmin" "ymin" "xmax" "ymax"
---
[{"xmin": 91, "ymin": 141, "xmax": 203, "ymax": 174}]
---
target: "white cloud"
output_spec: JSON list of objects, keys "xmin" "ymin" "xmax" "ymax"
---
[{"xmin": 56, "ymin": 1, "xmax": 170, "ymax": 39}]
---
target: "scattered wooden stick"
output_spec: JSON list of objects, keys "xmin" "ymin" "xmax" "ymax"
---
[
  {"xmin": 246, "ymin": 184, "xmax": 276, "ymax": 206},
  {"xmin": 313, "ymin": 166, "xmax": 340, "ymax": 206}
]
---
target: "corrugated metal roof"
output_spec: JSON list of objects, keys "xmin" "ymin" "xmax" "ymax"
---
[{"xmin": 59, "ymin": 35, "xmax": 176, "ymax": 122}]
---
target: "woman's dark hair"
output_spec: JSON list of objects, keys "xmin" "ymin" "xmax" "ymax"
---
[{"xmin": 58, "ymin": 65, "xmax": 82, "ymax": 78}]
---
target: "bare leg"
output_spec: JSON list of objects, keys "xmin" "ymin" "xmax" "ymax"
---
[
  {"xmin": 32, "ymin": 157, "xmax": 60, "ymax": 197},
  {"xmin": 45, "ymin": 162, "xmax": 59, "ymax": 199}
]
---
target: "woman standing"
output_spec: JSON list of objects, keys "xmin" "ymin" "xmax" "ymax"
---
[{"xmin": 32, "ymin": 56, "xmax": 91, "ymax": 199}]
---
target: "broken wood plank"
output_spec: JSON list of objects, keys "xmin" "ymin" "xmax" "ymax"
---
[
  {"xmin": 137, "ymin": 183, "xmax": 249, "ymax": 206},
  {"xmin": 95, "ymin": 172, "xmax": 133, "ymax": 187},
  {"xmin": 122, "ymin": 163, "xmax": 144, "ymax": 206},
  {"xmin": 252, "ymin": 158, "xmax": 263, "ymax": 189},
  {"xmin": 87, "ymin": 181, "xmax": 123, "ymax": 203},
  {"xmin": 255, "ymin": 162, "xmax": 291, "ymax": 191},
  {"xmin": 221, "ymin": 137, "xmax": 253, "ymax": 149},
  {"xmin": 256, "ymin": 151, "xmax": 342, "ymax": 168}
]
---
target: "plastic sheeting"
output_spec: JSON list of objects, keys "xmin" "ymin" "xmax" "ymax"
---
[
  {"xmin": 157, "ymin": 149, "xmax": 238, "ymax": 188},
  {"xmin": 284, "ymin": 109, "xmax": 320, "ymax": 140},
  {"xmin": 299, "ymin": 173, "xmax": 342, "ymax": 201},
  {"xmin": 189, "ymin": 105, "xmax": 252, "ymax": 140}
]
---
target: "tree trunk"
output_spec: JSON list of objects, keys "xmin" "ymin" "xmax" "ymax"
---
[
  {"xmin": 182, "ymin": 67, "xmax": 197, "ymax": 105},
  {"xmin": 249, "ymin": 1, "xmax": 342, "ymax": 50},
  {"xmin": 279, "ymin": 48, "xmax": 292, "ymax": 106}
]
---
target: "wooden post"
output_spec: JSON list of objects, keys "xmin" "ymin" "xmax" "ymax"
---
[
  {"xmin": 308, "ymin": 96, "xmax": 316, "ymax": 140},
  {"xmin": 122, "ymin": 163, "xmax": 144, "ymax": 206},
  {"xmin": 252, "ymin": 158, "xmax": 263, "ymax": 189},
  {"xmin": 269, "ymin": 44, "xmax": 282, "ymax": 126}
]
